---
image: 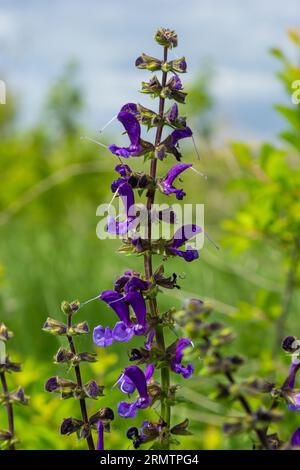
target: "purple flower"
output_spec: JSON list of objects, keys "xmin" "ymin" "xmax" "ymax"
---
[
  {"xmin": 45, "ymin": 376, "xmax": 59, "ymax": 392},
  {"xmin": 106, "ymin": 182, "xmax": 138, "ymax": 235},
  {"xmin": 117, "ymin": 366, "xmax": 151, "ymax": 418},
  {"xmin": 111, "ymin": 164, "xmax": 133, "ymax": 192},
  {"xmin": 291, "ymin": 427, "xmax": 300, "ymax": 448},
  {"xmin": 169, "ymin": 338, "xmax": 194, "ymax": 378},
  {"xmin": 118, "ymin": 364, "xmax": 154, "ymax": 394},
  {"xmin": 167, "ymin": 75, "xmax": 183, "ymax": 90},
  {"xmin": 282, "ymin": 361, "xmax": 300, "ymax": 411},
  {"xmin": 160, "ymin": 163, "xmax": 192, "ymax": 200},
  {"xmin": 145, "ymin": 329, "xmax": 155, "ymax": 351},
  {"xmin": 162, "ymin": 126, "xmax": 193, "ymax": 161},
  {"xmin": 167, "ymin": 224, "xmax": 202, "ymax": 262},
  {"xmin": 109, "ymin": 109, "xmax": 142, "ymax": 158},
  {"xmin": 165, "ymin": 103, "xmax": 178, "ymax": 123},
  {"xmin": 93, "ymin": 325, "xmax": 115, "ymax": 347},
  {"xmin": 97, "ymin": 420, "xmax": 104, "ymax": 450}
]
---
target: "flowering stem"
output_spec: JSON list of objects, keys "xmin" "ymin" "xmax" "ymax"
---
[
  {"xmin": 224, "ymin": 370, "xmax": 270, "ymax": 449},
  {"xmin": 143, "ymin": 46, "xmax": 171, "ymax": 448},
  {"xmin": 66, "ymin": 314, "xmax": 95, "ymax": 450},
  {"xmin": 0, "ymin": 371, "xmax": 15, "ymax": 450}
]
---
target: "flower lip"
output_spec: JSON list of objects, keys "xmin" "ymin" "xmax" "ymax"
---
[{"xmin": 160, "ymin": 163, "xmax": 192, "ymax": 200}]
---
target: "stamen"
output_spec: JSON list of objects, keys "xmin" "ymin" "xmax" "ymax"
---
[
  {"xmin": 204, "ymin": 231, "xmax": 220, "ymax": 250},
  {"xmin": 190, "ymin": 166, "xmax": 207, "ymax": 180},
  {"xmin": 79, "ymin": 295, "xmax": 100, "ymax": 309},
  {"xmin": 99, "ymin": 115, "xmax": 117, "ymax": 134},
  {"xmin": 80, "ymin": 135, "xmax": 108, "ymax": 149},
  {"xmin": 191, "ymin": 135, "xmax": 201, "ymax": 161}
]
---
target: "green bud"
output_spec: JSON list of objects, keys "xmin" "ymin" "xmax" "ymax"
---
[
  {"xmin": 68, "ymin": 321, "xmax": 89, "ymax": 336},
  {"xmin": 135, "ymin": 53, "xmax": 162, "ymax": 71},
  {"xmin": 42, "ymin": 317, "xmax": 67, "ymax": 336},
  {"xmin": 154, "ymin": 28, "xmax": 178, "ymax": 48},
  {"xmin": 61, "ymin": 300, "xmax": 73, "ymax": 315},
  {"xmin": 0, "ymin": 323, "xmax": 13, "ymax": 342}
]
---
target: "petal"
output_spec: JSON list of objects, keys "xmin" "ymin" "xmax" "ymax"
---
[
  {"xmin": 100, "ymin": 290, "xmax": 131, "ymax": 325},
  {"xmin": 120, "ymin": 103, "xmax": 138, "ymax": 115},
  {"xmin": 115, "ymin": 163, "xmax": 132, "ymax": 178},
  {"xmin": 93, "ymin": 325, "xmax": 114, "ymax": 347},
  {"xmin": 112, "ymin": 321, "xmax": 134, "ymax": 342},
  {"xmin": 125, "ymin": 291, "xmax": 147, "ymax": 327},
  {"xmin": 124, "ymin": 277, "xmax": 149, "ymax": 292},
  {"xmin": 171, "ymin": 247, "xmax": 199, "ymax": 262},
  {"xmin": 97, "ymin": 421, "xmax": 104, "ymax": 450},
  {"xmin": 118, "ymin": 374, "xmax": 136, "ymax": 394},
  {"xmin": 170, "ymin": 127, "xmax": 192, "ymax": 146},
  {"xmin": 117, "ymin": 400, "xmax": 137, "ymax": 418},
  {"xmin": 144, "ymin": 330, "xmax": 155, "ymax": 351},
  {"xmin": 172, "ymin": 224, "xmax": 202, "ymax": 248},
  {"xmin": 123, "ymin": 366, "xmax": 148, "ymax": 400},
  {"xmin": 109, "ymin": 144, "xmax": 131, "ymax": 158},
  {"xmin": 291, "ymin": 427, "xmax": 300, "ymax": 447},
  {"xmin": 118, "ymin": 182, "xmax": 135, "ymax": 217},
  {"xmin": 164, "ymin": 163, "xmax": 192, "ymax": 186},
  {"xmin": 117, "ymin": 111, "xmax": 141, "ymax": 147},
  {"xmin": 145, "ymin": 364, "xmax": 155, "ymax": 382}
]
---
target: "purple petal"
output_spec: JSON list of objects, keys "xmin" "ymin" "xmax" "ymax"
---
[
  {"xmin": 145, "ymin": 364, "xmax": 155, "ymax": 382},
  {"xmin": 109, "ymin": 144, "xmax": 132, "ymax": 158},
  {"xmin": 97, "ymin": 421, "xmax": 104, "ymax": 450},
  {"xmin": 100, "ymin": 290, "xmax": 131, "ymax": 325},
  {"xmin": 93, "ymin": 325, "xmax": 114, "ymax": 347},
  {"xmin": 170, "ymin": 127, "xmax": 192, "ymax": 146},
  {"xmin": 120, "ymin": 103, "xmax": 138, "ymax": 115},
  {"xmin": 123, "ymin": 366, "xmax": 148, "ymax": 401},
  {"xmin": 111, "ymin": 177, "xmax": 126, "ymax": 193},
  {"xmin": 172, "ymin": 224, "xmax": 202, "ymax": 248},
  {"xmin": 166, "ymin": 103, "xmax": 178, "ymax": 122},
  {"xmin": 118, "ymin": 374, "xmax": 136, "ymax": 394},
  {"xmin": 112, "ymin": 321, "xmax": 134, "ymax": 342},
  {"xmin": 118, "ymin": 400, "xmax": 137, "ymax": 418},
  {"xmin": 125, "ymin": 291, "xmax": 147, "ymax": 328},
  {"xmin": 145, "ymin": 330, "xmax": 155, "ymax": 351},
  {"xmin": 45, "ymin": 377, "xmax": 59, "ymax": 392},
  {"xmin": 106, "ymin": 215, "xmax": 136, "ymax": 235},
  {"xmin": 291, "ymin": 428, "xmax": 300, "ymax": 447},
  {"xmin": 164, "ymin": 163, "xmax": 192, "ymax": 186},
  {"xmin": 124, "ymin": 277, "xmax": 149, "ymax": 292},
  {"xmin": 171, "ymin": 247, "xmax": 199, "ymax": 262},
  {"xmin": 118, "ymin": 182, "xmax": 135, "ymax": 217},
  {"xmin": 117, "ymin": 111, "xmax": 141, "ymax": 147},
  {"xmin": 115, "ymin": 163, "xmax": 132, "ymax": 178}
]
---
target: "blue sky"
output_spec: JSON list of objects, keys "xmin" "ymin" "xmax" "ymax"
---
[{"xmin": 0, "ymin": 0, "xmax": 299, "ymax": 142}]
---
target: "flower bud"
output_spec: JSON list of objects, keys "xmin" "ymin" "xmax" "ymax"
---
[
  {"xmin": 43, "ymin": 317, "xmax": 67, "ymax": 336},
  {"xmin": 168, "ymin": 57, "xmax": 187, "ymax": 73},
  {"xmin": 60, "ymin": 417, "xmax": 84, "ymax": 435},
  {"xmin": 0, "ymin": 323, "xmax": 13, "ymax": 342},
  {"xmin": 282, "ymin": 335, "xmax": 299, "ymax": 353},
  {"xmin": 135, "ymin": 53, "xmax": 162, "ymax": 72},
  {"xmin": 170, "ymin": 418, "xmax": 192, "ymax": 436},
  {"xmin": 154, "ymin": 28, "xmax": 178, "ymax": 48}
]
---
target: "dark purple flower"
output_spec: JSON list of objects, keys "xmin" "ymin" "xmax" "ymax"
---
[
  {"xmin": 111, "ymin": 164, "xmax": 133, "ymax": 193},
  {"xmin": 109, "ymin": 108, "xmax": 142, "ymax": 158},
  {"xmin": 145, "ymin": 329, "xmax": 155, "ymax": 351},
  {"xmin": 106, "ymin": 182, "xmax": 138, "ymax": 235},
  {"xmin": 160, "ymin": 163, "xmax": 192, "ymax": 200},
  {"xmin": 291, "ymin": 427, "xmax": 300, "ymax": 448},
  {"xmin": 169, "ymin": 338, "xmax": 194, "ymax": 379},
  {"xmin": 117, "ymin": 366, "xmax": 151, "ymax": 418},
  {"xmin": 45, "ymin": 376, "xmax": 59, "ymax": 392},
  {"xmin": 97, "ymin": 420, "xmax": 104, "ymax": 450},
  {"xmin": 167, "ymin": 224, "xmax": 202, "ymax": 262},
  {"xmin": 162, "ymin": 126, "xmax": 193, "ymax": 161},
  {"xmin": 167, "ymin": 75, "xmax": 183, "ymax": 90},
  {"xmin": 165, "ymin": 103, "xmax": 178, "ymax": 123},
  {"xmin": 118, "ymin": 364, "xmax": 154, "ymax": 395},
  {"xmin": 120, "ymin": 103, "xmax": 138, "ymax": 115}
]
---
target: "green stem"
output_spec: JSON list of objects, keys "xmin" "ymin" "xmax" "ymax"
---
[{"xmin": 143, "ymin": 46, "xmax": 171, "ymax": 448}]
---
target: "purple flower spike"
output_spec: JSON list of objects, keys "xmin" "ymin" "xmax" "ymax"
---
[
  {"xmin": 291, "ymin": 428, "xmax": 300, "ymax": 448},
  {"xmin": 167, "ymin": 224, "xmax": 202, "ymax": 262},
  {"xmin": 170, "ymin": 338, "xmax": 194, "ymax": 379},
  {"xmin": 117, "ymin": 366, "xmax": 151, "ymax": 418},
  {"xmin": 97, "ymin": 420, "xmax": 104, "ymax": 451},
  {"xmin": 160, "ymin": 163, "xmax": 192, "ymax": 200},
  {"xmin": 106, "ymin": 183, "xmax": 137, "ymax": 235},
  {"xmin": 93, "ymin": 325, "xmax": 114, "ymax": 347},
  {"xmin": 109, "ymin": 110, "xmax": 142, "ymax": 158}
]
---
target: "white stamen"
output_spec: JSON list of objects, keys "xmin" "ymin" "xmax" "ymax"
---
[
  {"xmin": 190, "ymin": 166, "xmax": 207, "ymax": 179},
  {"xmin": 99, "ymin": 115, "xmax": 117, "ymax": 134},
  {"xmin": 192, "ymin": 135, "xmax": 201, "ymax": 161},
  {"xmin": 80, "ymin": 295, "xmax": 100, "ymax": 308},
  {"xmin": 80, "ymin": 135, "xmax": 108, "ymax": 149},
  {"xmin": 205, "ymin": 231, "xmax": 220, "ymax": 250}
]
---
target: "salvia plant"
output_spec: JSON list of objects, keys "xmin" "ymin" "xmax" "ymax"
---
[
  {"xmin": 43, "ymin": 301, "xmax": 114, "ymax": 450},
  {"xmin": 0, "ymin": 323, "xmax": 29, "ymax": 450}
]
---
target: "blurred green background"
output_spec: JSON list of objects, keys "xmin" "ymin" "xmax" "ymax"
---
[{"xmin": 1, "ymin": 17, "xmax": 300, "ymax": 449}]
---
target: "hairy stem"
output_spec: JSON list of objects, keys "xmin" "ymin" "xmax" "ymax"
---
[
  {"xmin": 0, "ymin": 371, "xmax": 15, "ymax": 450},
  {"xmin": 275, "ymin": 237, "xmax": 300, "ymax": 348},
  {"xmin": 143, "ymin": 46, "xmax": 171, "ymax": 448},
  {"xmin": 67, "ymin": 314, "xmax": 95, "ymax": 450},
  {"xmin": 225, "ymin": 370, "xmax": 270, "ymax": 449}
]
